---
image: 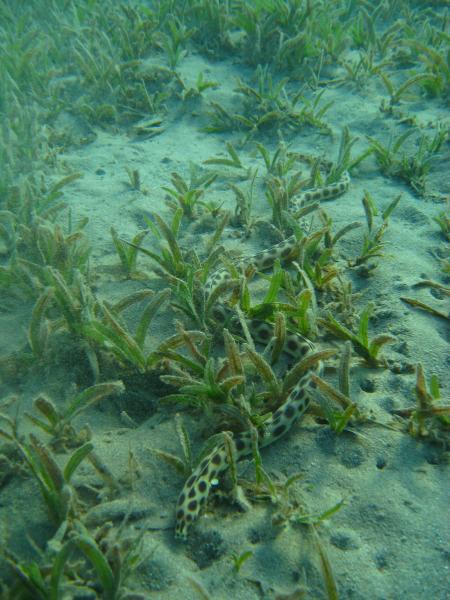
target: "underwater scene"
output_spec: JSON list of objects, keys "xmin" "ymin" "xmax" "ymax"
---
[{"xmin": 0, "ymin": 0, "xmax": 448, "ymax": 598}]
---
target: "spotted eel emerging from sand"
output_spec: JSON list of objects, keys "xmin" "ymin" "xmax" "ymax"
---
[{"xmin": 174, "ymin": 162, "xmax": 350, "ymax": 539}]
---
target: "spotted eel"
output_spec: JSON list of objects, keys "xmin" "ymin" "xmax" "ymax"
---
[{"xmin": 174, "ymin": 162, "xmax": 350, "ymax": 539}]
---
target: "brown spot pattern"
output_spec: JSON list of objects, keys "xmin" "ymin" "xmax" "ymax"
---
[{"xmin": 175, "ymin": 165, "xmax": 349, "ymax": 539}]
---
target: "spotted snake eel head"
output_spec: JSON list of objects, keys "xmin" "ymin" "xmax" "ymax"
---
[{"xmin": 174, "ymin": 343, "xmax": 323, "ymax": 540}]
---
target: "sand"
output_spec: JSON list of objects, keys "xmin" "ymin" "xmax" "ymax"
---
[{"xmin": 0, "ymin": 18, "xmax": 448, "ymax": 600}]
